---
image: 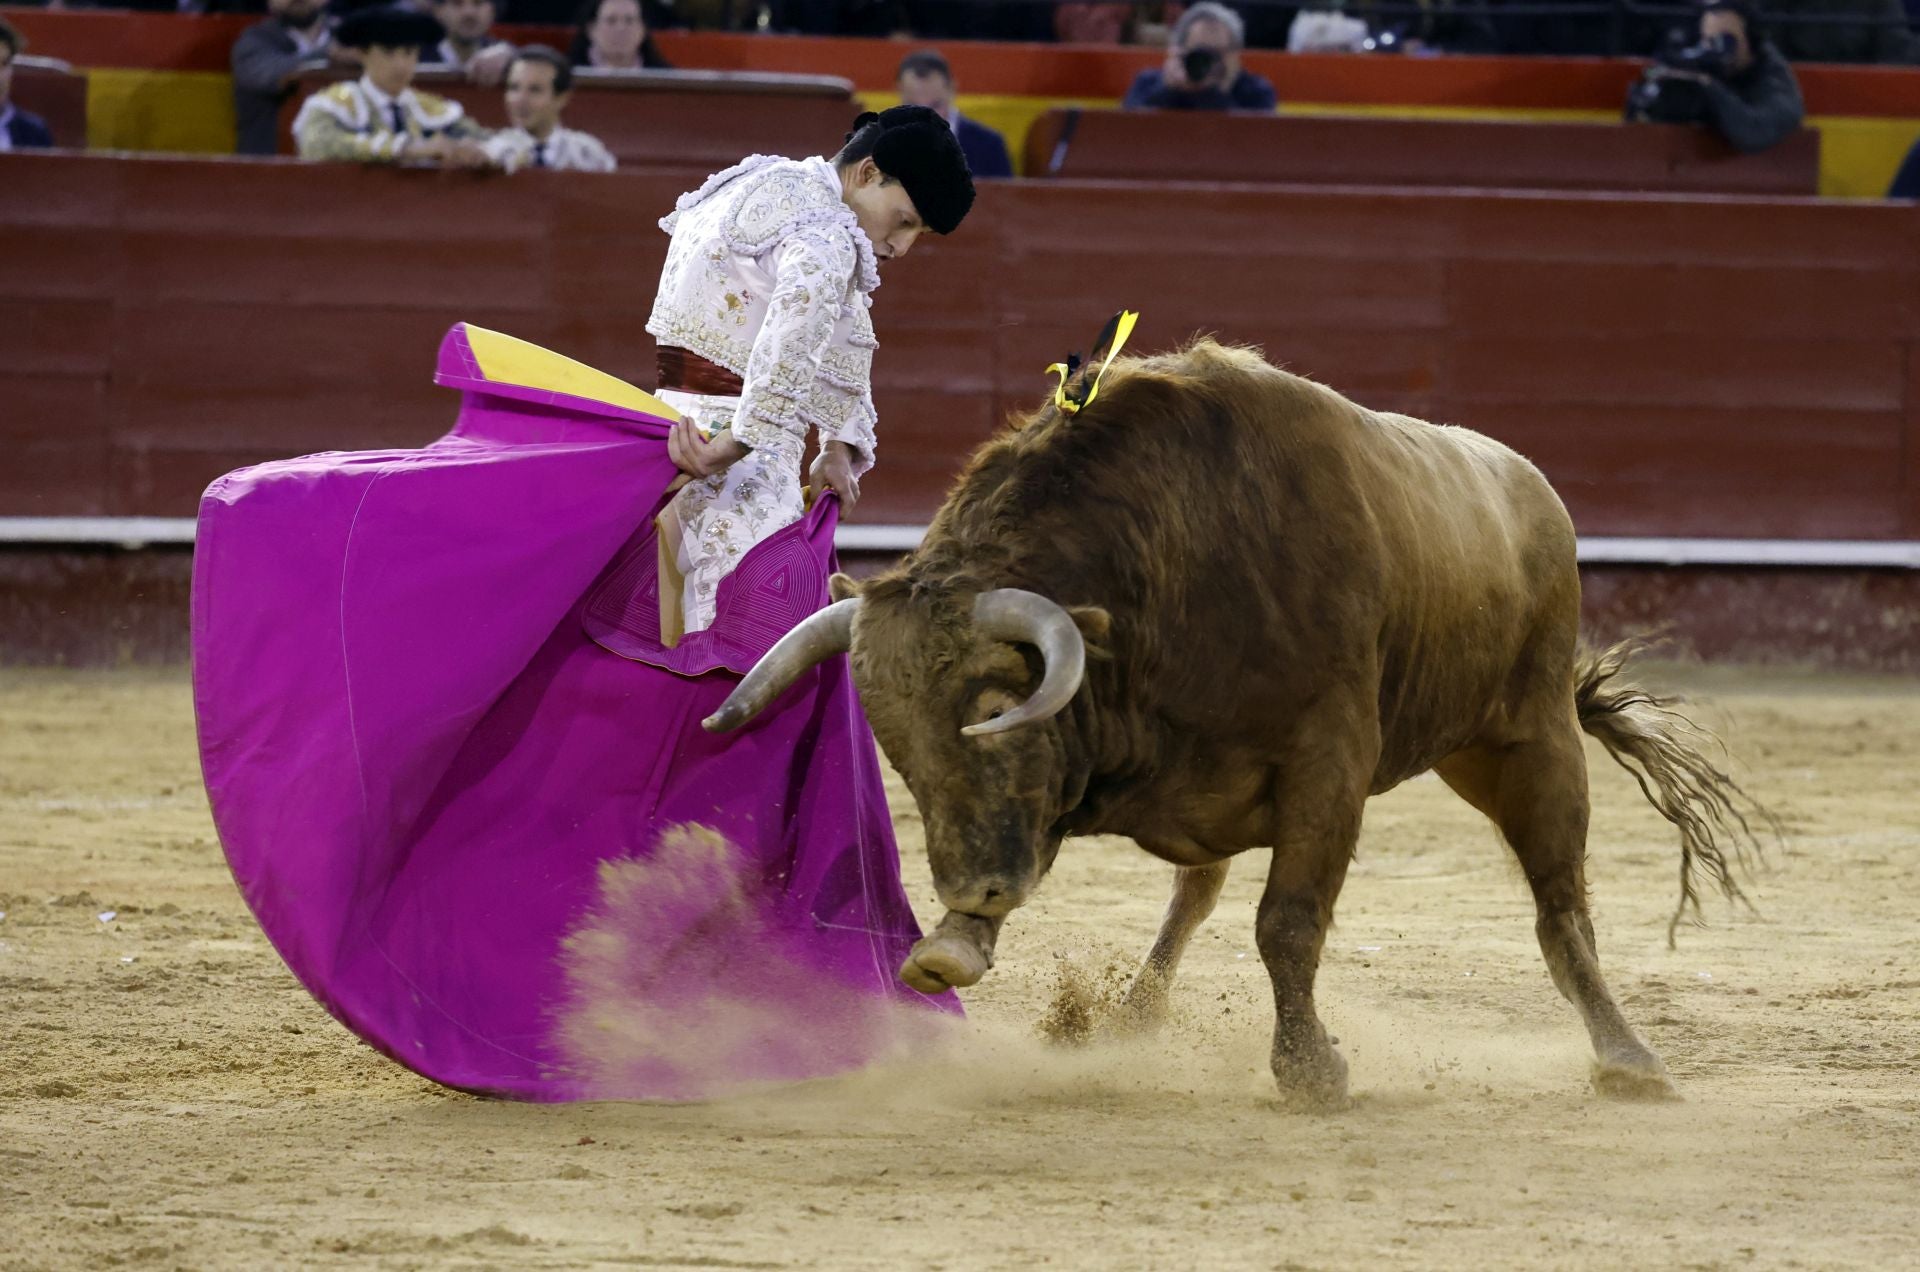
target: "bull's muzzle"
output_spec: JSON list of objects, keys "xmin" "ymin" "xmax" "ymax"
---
[{"xmin": 899, "ymin": 910, "xmax": 1002, "ymax": 996}]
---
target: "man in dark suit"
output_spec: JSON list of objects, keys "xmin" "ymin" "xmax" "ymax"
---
[
  {"xmin": 231, "ymin": 0, "xmax": 350, "ymax": 155},
  {"xmin": 0, "ymin": 17, "xmax": 55, "ymax": 151},
  {"xmin": 896, "ymin": 49, "xmax": 1014, "ymax": 180}
]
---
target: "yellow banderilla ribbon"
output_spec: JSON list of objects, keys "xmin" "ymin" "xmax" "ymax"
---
[{"xmin": 1046, "ymin": 309, "xmax": 1139, "ymax": 416}]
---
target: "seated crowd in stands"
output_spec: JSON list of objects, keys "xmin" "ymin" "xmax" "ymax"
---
[
  {"xmin": 236, "ymin": 0, "xmax": 662, "ymax": 160},
  {"xmin": 10, "ymin": 0, "xmax": 1919, "ymax": 62},
  {"xmin": 11, "ymin": 0, "xmax": 1916, "ymax": 194}
]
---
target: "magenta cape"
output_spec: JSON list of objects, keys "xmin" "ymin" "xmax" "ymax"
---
[{"xmin": 192, "ymin": 324, "xmax": 954, "ymax": 1101}]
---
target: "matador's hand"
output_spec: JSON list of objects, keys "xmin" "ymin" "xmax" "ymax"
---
[
  {"xmin": 810, "ymin": 441, "xmax": 861, "ymax": 511},
  {"xmin": 670, "ymin": 419, "xmax": 748, "ymax": 479}
]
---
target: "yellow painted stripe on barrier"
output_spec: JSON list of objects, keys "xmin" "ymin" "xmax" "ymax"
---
[
  {"xmin": 86, "ymin": 68, "xmax": 236, "ymax": 154},
  {"xmin": 1810, "ymin": 114, "xmax": 1920, "ymax": 198}
]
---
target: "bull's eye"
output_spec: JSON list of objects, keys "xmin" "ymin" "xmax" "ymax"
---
[{"xmin": 969, "ymin": 690, "xmax": 1019, "ymax": 731}]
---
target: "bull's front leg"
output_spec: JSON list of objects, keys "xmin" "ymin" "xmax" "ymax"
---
[
  {"xmin": 1257, "ymin": 731, "xmax": 1373, "ymax": 1110},
  {"xmin": 1113, "ymin": 858, "xmax": 1231, "ymax": 1033}
]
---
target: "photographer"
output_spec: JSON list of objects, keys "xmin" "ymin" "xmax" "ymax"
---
[
  {"xmin": 1625, "ymin": 0, "xmax": 1804, "ymax": 154},
  {"xmin": 1123, "ymin": 3, "xmax": 1278, "ymax": 113}
]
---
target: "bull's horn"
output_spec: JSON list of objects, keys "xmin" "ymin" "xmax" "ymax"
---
[
  {"xmin": 963, "ymin": 589, "xmax": 1086, "ymax": 737},
  {"xmin": 702, "ymin": 598, "xmax": 859, "ymax": 733}
]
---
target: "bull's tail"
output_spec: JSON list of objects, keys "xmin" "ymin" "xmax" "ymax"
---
[{"xmin": 1574, "ymin": 639, "xmax": 1784, "ymax": 947}]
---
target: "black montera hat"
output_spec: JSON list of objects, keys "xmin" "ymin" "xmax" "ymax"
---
[
  {"xmin": 336, "ymin": 3, "xmax": 447, "ymax": 50},
  {"xmin": 852, "ymin": 105, "xmax": 976, "ymax": 236}
]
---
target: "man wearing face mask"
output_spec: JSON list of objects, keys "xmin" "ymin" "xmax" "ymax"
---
[
  {"xmin": 646, "ymin": 105, "xmax": 974, "ymax": 635},
  {"xmin": 1123, "ymin": 2, "xmax": 1278, "ymax": 113}
]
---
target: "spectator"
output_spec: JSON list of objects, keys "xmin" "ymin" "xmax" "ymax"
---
[
  {"xmin": 422, "ymin": 0, "xmax": 517, "ymax": 86},
  {"xmin": 570, "ymin": 0, "xmax": 672, "ymax": 69},
  {"xmin": 1624, "ymin": 0, "xmax": 1805, "ymax": 154},
  {"xmin": 498, "ymin": 45, "xmax": 616, "ymax": 170},
  {"xmin": 1123, "ymin": 2, "xmax": 1278, "ymax": 111},
  {"xmin": 292, "ymin": 3, "xmax": 521, "ymax": 168},
  {"xmin": 896, "ymin": 49, "xmax": 1013, "ymax": 179},
  {"xmin": 0, "ymin": 18, "xmax": 54, "ymax": 151},
  {"xmin": 1767, "ymin": 0, "xmax": 1920, "ymax": 63},
  {"xmin": 231, "ymin": 0, "xmax": 347, "ymax": 156}
]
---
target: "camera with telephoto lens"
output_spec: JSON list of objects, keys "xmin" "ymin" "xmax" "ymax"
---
[
  {"xmin": 1660, "ymin": 30, "xmax": 1738, "ymax": 76},
  {"xmin": 1625, "ymin": 31, "xmax": 1736, "ymax": 124},
  {"xmin": 1181, "ymin": 47, "xmax": 1222, "ymax": 85}
]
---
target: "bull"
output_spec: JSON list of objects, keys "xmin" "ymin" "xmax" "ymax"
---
[{"xmin": 706, "ymin": 339, "xmax": 1770, "ymax": 1107}]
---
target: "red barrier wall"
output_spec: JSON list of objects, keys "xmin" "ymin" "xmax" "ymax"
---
[{"xmin": 6, "ymin": 150, "xmax": 1920, "ymax": 540}]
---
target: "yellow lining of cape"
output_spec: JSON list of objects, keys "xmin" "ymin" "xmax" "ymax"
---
[{"xmin": 464, "ymin": 325, "xmax": 682, "ymax": 423}]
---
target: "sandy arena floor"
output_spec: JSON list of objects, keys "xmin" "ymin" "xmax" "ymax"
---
[{"xmin": 2, "ymin": 664, "xmax": 1917, "ymax": 1270}]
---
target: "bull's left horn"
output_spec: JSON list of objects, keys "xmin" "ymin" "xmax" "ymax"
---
[
  {"xmin": 703, "ymin": 598, "xmax": 859, "ymax": 733},
  {"xmin": 963, "ymin": 589, "xmax": 1086, "ymax": 737}
]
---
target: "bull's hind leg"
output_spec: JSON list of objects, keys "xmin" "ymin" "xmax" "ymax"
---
[
  {"xmin": 1436, "ymin": 723, "xmax": 1678, "ymax": 1102},
  {"xmin": 1113, "ymin": 860, "xmax": 1231, "ymax": 1032}
]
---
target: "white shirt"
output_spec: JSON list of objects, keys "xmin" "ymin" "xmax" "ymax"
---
[{"xmin": 498, "ymin": 124, "xmax": 617, "ymax": 173}]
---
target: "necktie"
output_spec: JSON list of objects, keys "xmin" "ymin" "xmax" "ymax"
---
[
  {"xmin": 389, "ymin": 102, "xmax": 406, "ymax": 136},
  {"xmin": 534, "ymin": 141, "xmax": 548, "ymax": 168}
]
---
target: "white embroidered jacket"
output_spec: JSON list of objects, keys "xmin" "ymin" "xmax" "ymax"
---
[{"xmin": 646, "ymin": 154, "xmax": 881, "ymax": 473}]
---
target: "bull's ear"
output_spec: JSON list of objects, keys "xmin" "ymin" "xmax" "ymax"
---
[
  {"xmin": 1069, "ymin": 605, "xmax": 1113, "ymax": 661},
  {"xmin": 828, "ymin": 572, "xmax": 861, "ymax": 603}
]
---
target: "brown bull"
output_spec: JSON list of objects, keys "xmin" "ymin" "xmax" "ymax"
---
[{"xmin": 707, "ymin": 339, "xmax": 1771, "ymax": 1107}]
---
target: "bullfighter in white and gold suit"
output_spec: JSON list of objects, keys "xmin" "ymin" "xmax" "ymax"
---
[{"xmin": 646, "ymin": 105, "xmax": 976, "ymax": 632}]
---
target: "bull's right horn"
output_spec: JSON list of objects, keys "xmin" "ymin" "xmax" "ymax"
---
[
  {"xmin": 702, "ymin": 598, "xmax": 859, "ymax": 733},
  {"xmin": 963, "ymin": 589, "xmax": 1086, "ymax": 737}
]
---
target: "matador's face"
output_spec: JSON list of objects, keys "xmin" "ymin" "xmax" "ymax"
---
[{"xmin": 841, "ymin": 159, "xmax": 928, "ymax": 263}]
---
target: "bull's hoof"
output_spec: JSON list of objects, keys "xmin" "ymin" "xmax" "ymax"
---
[
  {"xmin": 1103, "ymin": 974, "xmax": 1174, "ymax": 1038},
  {"xmin": 899, "ymin": 932, "xmax": 991, "ymax": 996},
  {"xmin": 1591, "ymin": 1055, "xmax": 1681, "ymax": 1103},
  {"xmin": 1271, "ymin": 1045, "xmax": 1351, "ymax": 1114}
]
